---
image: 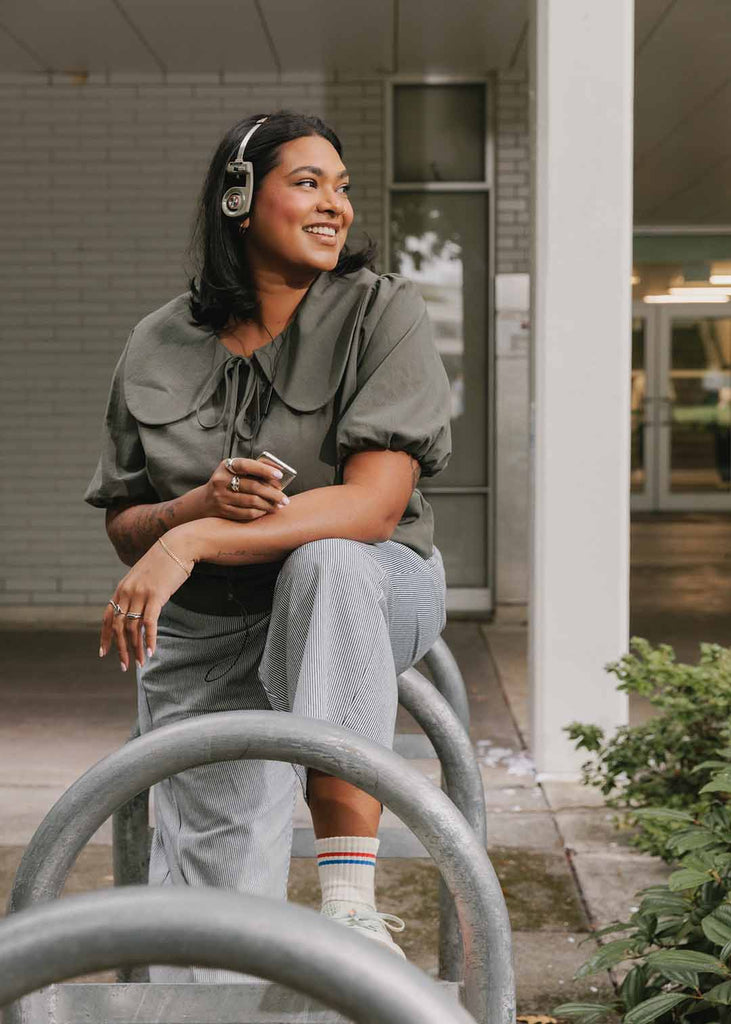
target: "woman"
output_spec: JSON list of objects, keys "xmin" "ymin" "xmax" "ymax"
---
[{"xmin": 86, "ymin": 111, "xmax": 452, "ymax": 975}]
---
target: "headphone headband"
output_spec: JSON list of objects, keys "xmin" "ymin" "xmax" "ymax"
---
[{"xmin": 221, "ymin": 117, "xmax": 268, "ymax": 220}]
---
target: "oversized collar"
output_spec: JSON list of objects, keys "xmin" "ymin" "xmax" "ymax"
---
[{"xmin": 123, "ymin": 267, "xmax": 379, "ymax": 429}]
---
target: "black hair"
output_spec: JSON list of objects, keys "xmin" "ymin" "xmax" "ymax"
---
[{"xmin": 188, "ymin": 110, "xmax": 377, "ymax": 331}]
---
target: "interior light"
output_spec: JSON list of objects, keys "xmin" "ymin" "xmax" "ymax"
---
[
  {"xmin": 669, "ymin": 287, "xmax": 729, "ymax": 297},
  {"xmin": 710, "ymin": 275, "xmax": 731, "ymax": 285},
  {"xmin": 643, "ymin": 293, "xmax": 730, "ymax": 304},
  {"xmin": 631, "ymin": 274, "xmax": 640, "ymax": 285}
]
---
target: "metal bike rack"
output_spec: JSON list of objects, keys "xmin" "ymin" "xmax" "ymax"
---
[
  {"xmin": 423, "ymin": 636, "xmax": 471, "ymax": 732},
  {"xmin": 8, "ymin": 712, "xmax": 514, "ymax": 1024},
  {"xmin": 111, "ymin": 664, "xmax": 485, "ymax": 983},
  {"xmin": 0, "ymin": 887, "xmax": 477, "ymax": 1024}
]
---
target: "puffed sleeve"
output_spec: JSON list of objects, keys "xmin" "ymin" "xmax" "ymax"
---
[
  {"xmin": 335, "ymin": 276, "xmax": 452, "ymax": 478},
  {"xmin": 83, "ymin": 337, "xmax": 159, "ymax": 508}
]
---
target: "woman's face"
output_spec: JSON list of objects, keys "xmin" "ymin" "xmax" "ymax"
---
[{"xmin": 243, "ymin": 134, "xmax": 354, "ymax": 276}]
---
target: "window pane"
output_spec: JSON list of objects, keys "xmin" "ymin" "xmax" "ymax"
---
[
  {"xmin": 390, "ymin": 191, "xmax": 488, "ymax": 487},
  {"xmin": 430, "ymin": 494, "xmax": 487, "ymax": 587},
  {"xmin": 393, "ymin": 84, "xmax": 486, "ymax": 183},
  {"xmin": 631, "ymin": 318, "xmax": 647, "ymax": 494},
  {"xmin": 668, "ymin": 317, "xmax": 731, "ymax": 492}
]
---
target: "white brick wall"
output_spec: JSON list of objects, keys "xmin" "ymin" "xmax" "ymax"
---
[
  {"xmin": 0, "ymin": 78, "xmax": 384, "ymax": 609},
  {"xmin": 495, "ymin": 71, "xmax": 530, "ymax": 274}
]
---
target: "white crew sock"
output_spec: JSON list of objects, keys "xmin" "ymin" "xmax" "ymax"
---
[{"xmin": 315, "ymin": 835, "xmax": 380, "ymax": 914}]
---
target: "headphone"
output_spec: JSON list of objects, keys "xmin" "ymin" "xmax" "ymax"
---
[{"xmin": 221, "ymin": 117, "xmax": 268, "ymax": 221}]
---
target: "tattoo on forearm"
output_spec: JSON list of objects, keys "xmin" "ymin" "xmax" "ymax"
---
[{"xmin": 108, "ymin": 498, "xmax": 183, "ymax": 564}]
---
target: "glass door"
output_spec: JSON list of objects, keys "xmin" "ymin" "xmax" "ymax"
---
[
  {"xmin": 634, "ymin": 304, "xmax": 731, "ymax": 512},
  {"xmin": 631, "ymin": 308, "xmax": 655, "ymax": 510},
  {"xmin": 657, "ymin": 305, "xmax": 731, "ymax": 509}
]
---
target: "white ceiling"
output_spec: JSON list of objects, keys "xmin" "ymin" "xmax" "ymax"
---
[{"xmin": 0, "ymin": 0, "xmax": 728, "ymax": 225}]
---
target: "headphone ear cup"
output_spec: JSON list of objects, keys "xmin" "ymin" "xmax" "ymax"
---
[{"xmin": 222, "ymin": 186, "xmax": 248, "ymax": 218}]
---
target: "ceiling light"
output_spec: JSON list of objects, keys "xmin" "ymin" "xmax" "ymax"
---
[
  {"xmin": 669, "ymin": 287, "xmax": 729, "ymax": 298},
  {"xmin": 710, "ymin": 275, "xmax": 731, "ymax": 285},
  {"xmin": 644, "ymin": 293, "xmax": 729, "ymax": 303}
]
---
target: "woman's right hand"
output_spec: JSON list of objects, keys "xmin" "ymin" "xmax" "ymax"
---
[{"xmin": 197, "ymin": 457, "xmax": 289, "ymax": 522}]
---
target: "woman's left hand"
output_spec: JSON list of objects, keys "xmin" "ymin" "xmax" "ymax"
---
[{"xmin": 100, "ymin": 538, "xmax": 193, "ymax": 672}]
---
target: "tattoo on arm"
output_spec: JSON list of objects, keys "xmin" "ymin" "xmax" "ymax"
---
[{"xmin": 106, "ymin": 497, "xmax": 184, "ymax": 565}]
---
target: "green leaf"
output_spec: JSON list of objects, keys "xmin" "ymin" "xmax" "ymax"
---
[
  {"xmin": 575, "ymin": 939, "xmax": 636, "ymax": 978},
  {"xmin": 721, "ymin": 940, "xmax": 731, "ymax": 962},
  {"xmin": 688, "ymin": 761, "xmax": 728, "ymax": 774},
  {"xmin": 645, "ymin": 949, "xmax": 728, "ymax": 976},
  {"xmin": 639, "ymin": 892, "xmax": 690, "ymax": 916},
  {"xmin": 667, "ymin": 829, "xmax": 718, "ymax": 855},
  {"xmin": 632, "ymin": 809, "xmax": 697, "ymax": 824},
  {"xmin": 691, "ymin": 761, "xmax": 731, "ymax": 774},
  {"xmin": 621, "ymin": 965, "xmax": 649, "ymax": 1010},
  {"xmin": 703, "ymin": 909, "xmax": 731, "ymax": 947},
  {"xmin": 552, "ymin": 1003, "xmax": 613, "ymax": 1024},
  {"xmin": 591, "ymin": 921, "xmax": 638, "ymax": 939},
  {"xmin": 623, "ymin": 992, "xmax": 690, "ymax": 1024},
  {"xmin": 668, "ymin": 868, "xmax": 713, "ymax": 892},
  {"xmin": 704, "ymin": 981, "xmax": 731, "ymax": 1005},
  {"xmin": 700, "ymin": 774, "xmax": 731, "ymax": 795}
]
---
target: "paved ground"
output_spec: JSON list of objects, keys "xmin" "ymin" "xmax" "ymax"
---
[{"xmin": 1, "ymin": 512, "xmax": 728, "ymax": 1011}]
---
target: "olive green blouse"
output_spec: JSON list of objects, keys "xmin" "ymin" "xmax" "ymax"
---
[{"xmin": 84, "ymin": 267, "xmax": 452, "ymax": 559}]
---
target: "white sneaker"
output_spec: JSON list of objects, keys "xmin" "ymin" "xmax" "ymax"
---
[{"xmin": 323, "ymin": 902, "xmax": 407, "ymax": 959}]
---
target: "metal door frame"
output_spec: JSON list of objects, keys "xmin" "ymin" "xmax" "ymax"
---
[
  {"xmin": 383, "ymin": 76, "xmax": 494, "ymax": 614},
  {"xmin": 632, "ymin": 301, "xmax": 731, "ymax": 512}
]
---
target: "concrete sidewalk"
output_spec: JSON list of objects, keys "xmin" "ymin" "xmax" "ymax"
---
[{"xmin": 0, "ymin": 620, "xmax": 671, "ymax": 1013}]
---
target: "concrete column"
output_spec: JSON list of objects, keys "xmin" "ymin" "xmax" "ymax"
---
[{"xmin": 529, "ymin": 0, "xmax": 633, "ymax": 776}]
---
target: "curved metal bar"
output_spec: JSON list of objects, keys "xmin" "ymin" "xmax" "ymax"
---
[
  {"xmin": 0, "ymin": 887, "xmax": 476, "ymax": 1024},
  {"xmin": 423, "ymin": 637, "xmax": 471, "ymax": 731},
  {"xmin": 8, "ymin": 712, "xmax": 514, "ymax": 1024},
  {"xmin": 397, "ymin": 668, "xmax": 485, "ymax": 846},
  {"xmin": 398, "ymin": 666, "xmax": 486, "ymax": 982}
]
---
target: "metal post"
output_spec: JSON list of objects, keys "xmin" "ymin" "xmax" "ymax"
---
[
  {"xmin": 0, "ymin": 887, "xmax": 477, "ymax": 1024},
  {"xmin": 398, "ymin": 667, "xmax": 486, "ymax": 981},
  {"xmin": 8, "ymin": 713, "xmax": 514, "ymax": 1024},
  {"xmin": 423, "ymin": 637, "xmax": 471, "ymax": 732}
]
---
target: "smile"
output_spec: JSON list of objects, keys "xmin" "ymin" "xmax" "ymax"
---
[{"xmin": 303, "ymin": 225, "xmax": 338, "ymax": 237}]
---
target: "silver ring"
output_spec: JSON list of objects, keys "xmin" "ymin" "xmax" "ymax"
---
[
  {"xmin": 229, "ymin": 475, "xmax": 240, "ymax": 493},
  {"xmin": 125, "ymin": 611, "xmax": 143, "ymax": 620},
  {"xmin": 225, "ymin": 457, "xmax": 236, "ymax": 474},
  {"xmin": 108, "ymin": 600, "xmax": 123, "ymax": 616}
]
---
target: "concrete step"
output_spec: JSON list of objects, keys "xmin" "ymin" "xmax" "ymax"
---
[{"xmin": 21, "ymin": 980, "xmax": 462, "ymax": 1023}]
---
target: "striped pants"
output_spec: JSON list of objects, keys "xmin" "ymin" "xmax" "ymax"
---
[{"xmin": 137, "ymin": 537, "xmax": 446, "ymax": 981}]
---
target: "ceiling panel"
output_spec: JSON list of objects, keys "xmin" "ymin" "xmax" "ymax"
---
[
  {"xmin": 398, "ymin": 0, "xmax": 528, "ymax": 74},
  {"xmin": 634, "ymin": 0, "xmax": 731, "ymax": 162},
  {"xmin": 646, "ymin": 154, "xmax": 731, "ymax": 223},
  {"xmin": 634, "ymin": 0, "xmax": 675, "ymax": 53},
  {"xmin": 122, "ymin": 0, "xmax": 276, "ymax": 74},
  {"xmin": 0, "ymin": 0, "xmax": 159, "ymax": 73},
  {"xmin": 634, "ymin": 77, "xmax": 731, "ymax": 222},
  {"xmin": 261, "ymin": 0, "xmax": 392, "ymax": 77},
  {"xmin": 0, "ymin": 25, "xmax": 46, "ymax": 72}
]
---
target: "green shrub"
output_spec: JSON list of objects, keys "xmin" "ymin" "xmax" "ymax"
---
[
  {"xmin": 554, "ymin": 762, "xmax": 731, "ymax": 1024},
  {"xmin": 565, "ymin": 639, "xmax": 731, "ymax": 860}
]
